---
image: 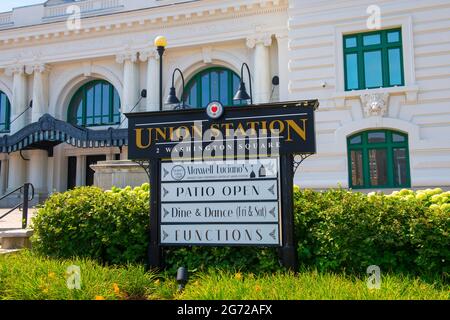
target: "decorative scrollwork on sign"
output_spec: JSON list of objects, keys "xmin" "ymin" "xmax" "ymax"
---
[
  {"xmin": 293, "ymin": 153, "xmax": 313, "ymax": 174},
  {"xmin": 133, "ymin": 160, "xmax": 151, "ymax": 180}
]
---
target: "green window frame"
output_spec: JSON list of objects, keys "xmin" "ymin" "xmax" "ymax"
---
[
  {"xmin": 183, "ymin": 67, "xmax": 247, "ymax": 108},
  {"xmin": 347, "ymin": 130, "xmax": 411, "ymax": 189},
  {"xmin": 344, "ymin": 28, "xmax": 404, "ymax": 91},
  {"xmin": 67, "ymin": 80, "xmax": 121, "ymax": 127},
  {"xmin": 0, "ymin": 91, "xmax": 11, "ymax": 133}
]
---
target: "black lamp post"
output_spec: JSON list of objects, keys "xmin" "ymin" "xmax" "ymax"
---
[
  {"xmin": 154, "ymin": 36, "xmax": 167, "ymax": 111},
  {"xmin": 165, "ymin": 68, "xmax": 188, "ymax": 109},
  {"xmin": 233, "ymin": 62, "xmax": 253, "ymax": 105}
]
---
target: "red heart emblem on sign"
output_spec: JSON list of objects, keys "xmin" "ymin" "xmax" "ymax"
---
[{"xmin": 211, "ymin": 105, "xmax": 218, "ymax": 113}]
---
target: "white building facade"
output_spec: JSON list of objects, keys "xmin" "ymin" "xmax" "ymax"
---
[{"xmin": 0, "ymin": 0, "xmax": 449, "ymax": 203}]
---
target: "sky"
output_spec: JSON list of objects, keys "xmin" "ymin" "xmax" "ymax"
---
[{"xmin": 0, "ymin": 0, "xmax": 45, "ymax": 13}]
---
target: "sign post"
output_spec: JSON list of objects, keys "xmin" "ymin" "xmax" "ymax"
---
[
  {"xmin": 280, "ymin": 153, "xmax": 297, "ymax": 270},
  {"xmin": 126, "ymin": 100, "xmax": 318, "ymax": 270},
  {"xmin": 148, "ymin": 159, "xmax": 162, "ymax": 268}
]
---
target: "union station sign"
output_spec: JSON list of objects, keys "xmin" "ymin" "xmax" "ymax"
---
[
  {"xmin": 126, "ymin": 100, "xmax": 318, "ymax": 269},
  {"xmin": 128, "ymin": 101, "xmax": 317, "ymax": 160}
]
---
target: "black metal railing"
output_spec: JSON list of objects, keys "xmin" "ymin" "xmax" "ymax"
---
[{"xmin": 0, "ymin": 183, "xmax": 35, "ymax": 229}]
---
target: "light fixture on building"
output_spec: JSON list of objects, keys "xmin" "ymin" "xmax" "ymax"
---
[
  {"xmin": 154, "ymin": 35, "xmax": 167, "ymax": 111},
  {"xmin": 233, "ymin": 62, "xmax": 253, "ymax": 105},
  {"xmin": 165, "ymin": 68, "xmax": 189, "ymax": 109}
]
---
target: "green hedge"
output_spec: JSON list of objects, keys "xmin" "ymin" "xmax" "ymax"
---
[
  {"xmin": 31, "ymin": 185, "xmax": 449, "ymax": 278},
  {"xmin": 31, "ymin": 185, "xmax": 150, "ymax": 265},
  {"xmin": 294, "ymin": 188, "xmax": 449, "ymax": 276}
]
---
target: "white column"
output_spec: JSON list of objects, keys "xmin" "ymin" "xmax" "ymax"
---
[
  {"xmin": 28, "ymin": 150, "xmax": 48, "ymax": 195},
  {"xmin": 247, "ymin": 34, "xmax": 273, "ymax": 104},
  {"xmin": 7, "ymin": 152, "xmax": 27, "ymax": 191},
  {"xmin": 276, "ymin": 33, "xmax": 289, "ymax": 102},
  {"xmin": 76, "ymin": 155, "xmax": 86, "ymax": 186},
  {"xmin": 139, "ymin": 49, "xmax": 159, "ymax": 112},
  {"xmin": 26, "ymin": 63, "xmax": 50, "ymax": 123},
  {"xmin": 0, "ymin": 159, "xmax": 8, "ymax": 194},
  {"xmin": 5, "ymin": 65, "xmax": 28, "ymax": 134},
  {"xmin": 116, "ymin": 52, "xmax": 140, "ymax": 126}
]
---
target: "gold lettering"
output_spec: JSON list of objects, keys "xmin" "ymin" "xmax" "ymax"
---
[
  {"xmin": 135, "ymin": 128, "xmax": 152, "ymax": 149},
  {"xmin": 169, "ymin": 126, "xmax": 175, "ymax": 141},
  {"xmin": 192, "ymin": 124, "xmax": 203, "ymax": 140},
  {"xmin": 221, "ymin": 123, "xmax": 233, "ymax": 137},
  {"xmin": 235, "ymin": 122, "xmax": 248, "ymax": 137},
  {"xmin": 246, "ymin": 121, "xmax": 259, "ymax": 135},
  {"xmin": 269, "ymin": 120, "xmax": 285, "ymax": 135},
  {"xmin": 260, "ymin": 121, "xmax": 267, "ymax": 134},
  {"xmin": 155, "ymin": 128, "xmax": 167, "ymax": 141},
  {"xmin": 286, "ymin": 119, "xmax": 307, "ymax": 141},
  {"xmin": 175, "ymin": 126, "xmax": 191, "ymax": 140}
]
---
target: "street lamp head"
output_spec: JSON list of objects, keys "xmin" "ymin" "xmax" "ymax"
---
[
  {"xmin": 234, "ymin": 63, "xmax": 253, "ymax": 104},
  {"xmin": 233, "ymin": 81, "xmax": 252, "ymax": 101},
  {"xmin": 165, "ymin": 86, "xmax": 180, "ymax": 105},
  {"xmin": 154, "ymin": 35, "xmax": 167, "ymax": 48}
]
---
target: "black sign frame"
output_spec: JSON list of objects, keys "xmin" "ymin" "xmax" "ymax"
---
[
  {"xmin": 126, "ymin": 100, "xmax": 319, "ymax": 270},
  {"xmin": 127, "ymin": 100, "xmax": 317, "ymax": 161}
]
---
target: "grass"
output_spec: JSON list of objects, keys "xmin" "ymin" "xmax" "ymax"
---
[
  {"xmin": 0, "ymin": 251, "xmax": 448, "ymax": 300},
  {"xmin": 174, "ymin": 270, "xmax": 449, "ymax": 300},
  {"xmin": 0, "ymin": 250, "xmax": 156, "ymax": 300}
]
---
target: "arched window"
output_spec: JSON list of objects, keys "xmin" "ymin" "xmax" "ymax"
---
[
  {"xmin": 67, "ymin": 80, "xmax": 120, "ymax": 127},
  {"xmin": 0, "ymin": 91, "xmax": 11, "ymax": 133},
  {"xmin": 183, "ymin": 67, "xmax": 246, "ymax": 108},
  {"xmin": 347, "ymin": 130, "xmax": 411, "ymax": 189}
]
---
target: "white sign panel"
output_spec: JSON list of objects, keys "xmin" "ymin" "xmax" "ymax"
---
[
  {"xmin": 159, "ymin": 158, "xmax": 281, "ymax": 246},
  {"xmin": 160, "ymin": 224, "xmax": 280, "ymax": 245},
  {"xmin": 161, "ymin": 202, "xmax": 279, "ymax": 223},
  {"xmin": 161, "ymin": 158, "xmax": 278, "ymax": 182},
  {"xmin": 161, "ymin": 180, "xmax": 278, "ymax": 202}
]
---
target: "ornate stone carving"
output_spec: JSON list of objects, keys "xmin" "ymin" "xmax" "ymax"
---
[
  {"xmin": 139, "ymin": 49, "xmax": 159, "ymax": 62},
  {"xmin": 5, "ymin": 64, "xmax": 25, "ymax": 76},
  {"xmin": 246, "ymin": 33, "xmax": 273, "ymax": 48},
  {"xmin": 115, "ymin": 51, "xmax": 138, "ymax": 64},
  {"xmin": 25, "ymin": 63, "xmax": 50, "ymax": 75},
  {"xmin": 360, "ymin": 93, "xmax": 389, "ymax": 117}
]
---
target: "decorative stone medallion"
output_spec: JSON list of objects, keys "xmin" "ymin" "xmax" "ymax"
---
[{"xmin": 360, "ymin": 93, "xmax": 389, "ymax": 117}]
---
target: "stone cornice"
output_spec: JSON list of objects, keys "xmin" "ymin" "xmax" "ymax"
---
[{"xmin": 0, "ymin": 0, "xmax": 287, "ymax": 48}]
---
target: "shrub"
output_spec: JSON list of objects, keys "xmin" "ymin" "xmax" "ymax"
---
[
  {"xmin": 295, "ymin": 188, "xmax": 449, "ymax": 278},
  {"xmin": 32, "ymin": 184, "xmax": 449, "ymax": 278},
  {"xmin": 164, "ymin": 246, "xmax": 281, "ymax": 274},
  {"xmin": 31, "ymin": 184, "xmax": 150, "ymax": 264}
]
